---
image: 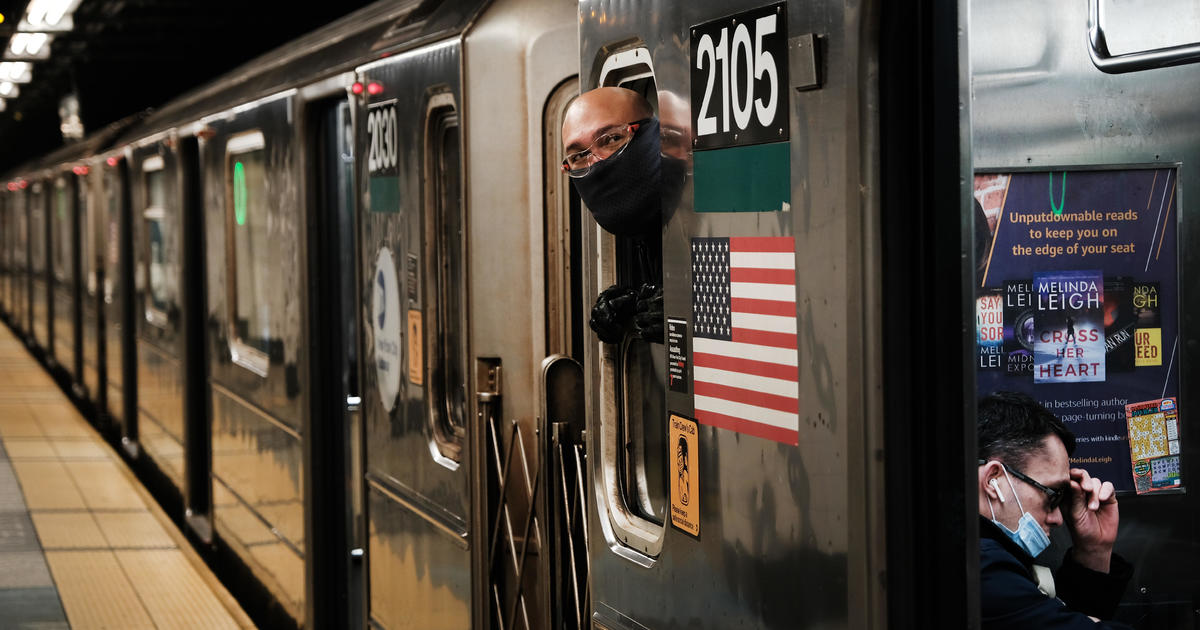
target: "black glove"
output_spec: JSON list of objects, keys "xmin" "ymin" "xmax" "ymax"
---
[
  {"xmin": 633, "ymin": 283, "xmax": 663, "ymax": 344},
  {"xmin": 590, "ymin": 284, "xmax": 638, "ymax": 344}
]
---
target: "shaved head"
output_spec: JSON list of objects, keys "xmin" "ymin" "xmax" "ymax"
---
[{"xmin": 562, "ymin": 87, "xmax": 653, "ymax": 154}]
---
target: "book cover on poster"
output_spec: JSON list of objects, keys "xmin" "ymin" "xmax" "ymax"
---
[
  {"xmin": 1133, "ymin": 281, "xmax": 1163, "ymax": 366},
  {"xmin": 1002, "ymin": 280, "xmax": 1035, "ymax": 376},
  {"xmin": 1103, "ymin": 277, "xmax": 1136, "ymax": 373},
  {"xmin": 977, "ymin": 290, "xmax": 1003, "ymax": 371},
  {"xmin": 1034, "ymin": 270, "xmax": 1105, "ymax": 383}
]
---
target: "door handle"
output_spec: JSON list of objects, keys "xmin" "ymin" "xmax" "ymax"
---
[{"xmin": 1088, "ymin": 0, "xmax": 1200, "ymax": 73}]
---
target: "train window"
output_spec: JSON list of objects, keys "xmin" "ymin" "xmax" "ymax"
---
[
  {"xmin": 543, "ymin": 78, "xmax": 584, "ymax": 361},
  {"xmin": 80, "ymin": 175, "xmax": 95, "ymax": 296},
  {"xmin": 423, "ymin": 95, "xmax": 467, "ymax": 465},
  {"xmin": 103, "ymin": 167, "xmax": 120, "ymax": 303},
  {"xmin": 588, "ymin": 47, "xmax": 669, "ymax": 556},
  {"xmin": 142, "ymin": 156, "xmax": 169, "ymax": 328},
  {"xmin": 53, "ymin": 178, "xmax": 69, "ymax": 282},
  {"xmin": 30, "ymin": 183, "xmax": 44, "ymax": 275},
  {"xmin": 224, "ymin": 131, "xmax": 271, "ymax": 377}
]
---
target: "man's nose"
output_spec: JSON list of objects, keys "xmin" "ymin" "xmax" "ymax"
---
[{"xmin": 1045, "ymin": 505, "xmax": 1064, "ymax": 526}]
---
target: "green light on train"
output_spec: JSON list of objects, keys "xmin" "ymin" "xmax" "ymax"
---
[{"xmin": 233, "ymin": 161, "xmax": 247, "ymax": 226}]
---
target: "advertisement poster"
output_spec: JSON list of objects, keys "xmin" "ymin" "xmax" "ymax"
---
[{"xmin": 974, "ymin": 168, "xmax": 1181, "ymax": 492}]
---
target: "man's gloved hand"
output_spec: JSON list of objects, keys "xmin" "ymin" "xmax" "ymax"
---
[
  {"xmin": 634, "ymin": 283, "xmax": 663, "ymax": 343},
  {"xmin": 590, "ymin": 284, "xmax": 639, "ymax": 344}
]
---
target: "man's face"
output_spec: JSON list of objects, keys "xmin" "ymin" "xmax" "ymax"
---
[
  {"xmin": 561, "ymin": 87, "xmax": 645, "ymax": 162},
  {"xmin": 994, "ymin": 435, "xmax": 1071, "ymax": 535}
]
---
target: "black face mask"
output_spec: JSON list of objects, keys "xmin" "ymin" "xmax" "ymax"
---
[{"xmin": 572, "ymin": 117, "xmax": 663, "ymax": 238}]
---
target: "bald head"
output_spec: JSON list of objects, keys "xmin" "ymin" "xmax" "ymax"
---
[{"xmin": 562, "ymin": 87, "xmax": 654, "ymax": 154}]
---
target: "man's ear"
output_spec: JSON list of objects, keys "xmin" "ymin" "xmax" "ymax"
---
[{"xmin": 979, "ymin": 460, "xmax": 1006, "ymax": 503}]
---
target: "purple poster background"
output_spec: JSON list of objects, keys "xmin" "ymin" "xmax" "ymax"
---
[{"xmin": 975, "ymin": 168, "xmax": 1180, "ymax": 493}]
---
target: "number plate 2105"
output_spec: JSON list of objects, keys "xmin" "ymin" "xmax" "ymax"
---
[{"xmin": 690, "ymin": 2, "xmax": 789, "ymax": 151}]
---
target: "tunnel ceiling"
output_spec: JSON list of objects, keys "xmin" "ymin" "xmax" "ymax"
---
[{"xmin": 0, "ymin": 0, "xmax": 378, "ymax": 173}]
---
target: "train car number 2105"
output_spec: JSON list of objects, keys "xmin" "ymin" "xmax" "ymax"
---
[{"xmin": 690, "ymin": 2, "xmax": 789, "ymax": 151}]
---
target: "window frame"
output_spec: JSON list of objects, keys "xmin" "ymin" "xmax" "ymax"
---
[
  {"xmin": 422, "ymin": 92, "xmax": 468, "ymax": 467},
  {"xmin": 223, "ymin": 130, "xmax": 270, "ymax": 378},
  {"xmin": 52, "ymin": 176, "xmax": 70, "ymax": 283},
  {"xmin": 589, "ymin": 47, "xmax": 668, "ymax": 558},
  {"xmin": 141, "ymin": 155, "xmax": 169, "ymax": 329}
]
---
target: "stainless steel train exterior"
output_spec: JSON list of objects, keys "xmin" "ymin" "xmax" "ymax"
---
[{"xmin": 2, "ymin": 0, "xmax": 1199, "ymax": 628}]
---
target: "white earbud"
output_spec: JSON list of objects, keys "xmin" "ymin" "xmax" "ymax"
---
[{"xmin": 990, "ymin": 478, "xmax": 1006, "ymax": 503}]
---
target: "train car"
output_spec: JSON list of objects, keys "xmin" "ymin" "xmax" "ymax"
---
[
  {"xmin": 0, "ymin": 0, "xmax": 584, "ymax": 627},
  {"xmin": 2, "ymin": 0, "xmax": 1198, "ymax": 628}
]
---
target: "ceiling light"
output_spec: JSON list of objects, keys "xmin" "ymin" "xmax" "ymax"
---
[
  {"xmin": 0, "ymin": 62, "xmax": 32, "ymax": 83},
  {"xmin": 6, "ymin": 32, "xmax": 53, "ymax": 60},
  {"xmin": 0, "ymin": 82, "xmax": 18, "ymax": 98},
  {"xmin": 19, "ymin": 0, "xmax": 80, "ymax": 32}
]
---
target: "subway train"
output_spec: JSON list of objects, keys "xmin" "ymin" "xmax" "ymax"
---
[{"xmin": 1, "ymin": 0, "xmax": 1199, "ymax": 628}]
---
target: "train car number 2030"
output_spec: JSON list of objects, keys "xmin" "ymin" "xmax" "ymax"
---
[{"xmin": 367, "ymin": 101, "xmax": 399, "ymax": 176}]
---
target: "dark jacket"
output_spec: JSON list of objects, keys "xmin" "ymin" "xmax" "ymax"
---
[{"xmin": 980, "ymin": 516, "xmax": 1134, "ymax": 629}]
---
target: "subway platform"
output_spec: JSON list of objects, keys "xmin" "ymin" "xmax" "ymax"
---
[{"xmin": 0, "ymin": 324, "xmax": 254, "ymax": 629}]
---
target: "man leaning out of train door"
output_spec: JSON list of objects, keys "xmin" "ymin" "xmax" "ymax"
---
[
  {"xmin": 977, "ymin": 391, "xmax": 1134, "ymax": 628},
  {"xmin": 561, "ymin": 86, "xmax": 688, "ymax": 345}
]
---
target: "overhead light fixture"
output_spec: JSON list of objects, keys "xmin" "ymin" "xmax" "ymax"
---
[
  {"xmin": 0, "ymin": 62, "xmax": 33, "ymax": 83},
  {"xmin": 19, "ymin": 0, "xmax": 83, "ymax": 32},
  {"xmin": 6, "ymin": 32, "xmax": 53, "ymax": 60},
  {"xmin": 0, "ymin": 82, "xmax": 19, "ymax": 98}
]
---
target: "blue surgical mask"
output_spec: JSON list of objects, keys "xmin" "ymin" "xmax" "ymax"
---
[{"xmin": 989, "ymin": 468, "xmax": 1052, "ymax": 558}]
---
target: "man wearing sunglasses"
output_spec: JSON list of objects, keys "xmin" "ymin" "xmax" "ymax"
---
[{"xmin": 977, "ymin": 391, "xmax": 1133, "ymax": 628}]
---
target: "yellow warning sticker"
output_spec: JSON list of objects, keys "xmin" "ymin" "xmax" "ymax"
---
[
  {"xmin": 408, "ymin": 309, "xmax": 424, "ymax": 385},
  {"xmin": 669, "ymin": 413, "xmax": 699, "ymax": 537}
]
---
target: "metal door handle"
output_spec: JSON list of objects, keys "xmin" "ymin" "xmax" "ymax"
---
[{"xmin": 1088, "ymin": 0, "xmax": 1200, "ymax": 73}]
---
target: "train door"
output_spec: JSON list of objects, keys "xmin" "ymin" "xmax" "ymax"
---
[
  {"xmin": 50, "ymin": 174, "xmax": 79, "ymax": 386},
  {"xmin": 201, "ymin": 94, "xmax": 309, "ymax": 623},
  {"xmin": 539, "ymin": 79, "xmax": 590, "ymax": 630},
  {"xmin": 30, "ymin": 180, "xmax": 48, "ymax": 353},
  {"xmin": 130, "ymin": 142, "xmax": 188, "ymax": 487},
  {"xmin": 0, "ymin": 191, "xmax": 8, "ymax": 320},
  {"xmin": 101, "ymin": 155, "xmax": 134, "ymax": 445},
  {"xmin": 300, "ymin": 84, "xmax": 361, "ymax": 629},
  {"xmin": 971, "ymin": 2, "xmax": 1200, "ymax": 626},
  {"xmin": 14, "ymin": 185, "xmax": 29, "ymax": 338},
  {"xmin": 80, "ymin": 165, "xmax": 102, "ymax": 404},
  {"xmin": 356, "ymin": 42, "xmax": 474, "ymax": 630},
  {"xmin": 580, "ymin": 2, "xmax": 887, "ymax": 629},
  {"xmin": 458, "ymin": 0, "xmax": 581, "ymax": 626}
]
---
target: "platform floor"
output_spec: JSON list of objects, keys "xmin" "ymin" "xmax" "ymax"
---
[{"xmin": 0, "ymin": 325, "xmax": 255, "ymax": 629}]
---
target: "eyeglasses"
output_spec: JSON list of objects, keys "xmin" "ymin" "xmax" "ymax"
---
[
  {"xmin": 561, "ymin": 121, "xmax": 642, "ymax": 178},
  {"xmin": 982, "ymin": 459, "xmax": 1066, "ymax": 512}
]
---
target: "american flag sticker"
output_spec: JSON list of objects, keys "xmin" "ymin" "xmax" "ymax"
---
[{"xmin": 691, "ymin": 236, "xmax": 799, "ymax": 445}]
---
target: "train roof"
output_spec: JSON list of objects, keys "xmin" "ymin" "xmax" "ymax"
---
[
  {"xmin": 4, "ymin": 0, "xmax": 488, "ymax": 181},
  {"xmin": 2, "ymin": 112, "xmax": 145, "ymax": 182}
]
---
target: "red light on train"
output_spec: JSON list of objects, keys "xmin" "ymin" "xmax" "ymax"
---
[
  {"xmin": 366, "ymin": 82, "xmax": 383, "ymax": 96},
  {"xmin": 106, "ymin": 156, "xmax": 119, "ymax": 167},
  {"xmin": 5, "ymin": 182, "xmax": 15, "ymax": 192},
  {"xmin": 351, "ymin": 82, "xmax": 364, "ymax": 95},
  {"xmin": 72, "ymin": 165, "xmax": 89, "ymax": 176},
  {"xmin": 18, "ymin": 180, "xmax": 28, "ymax": 189}
]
